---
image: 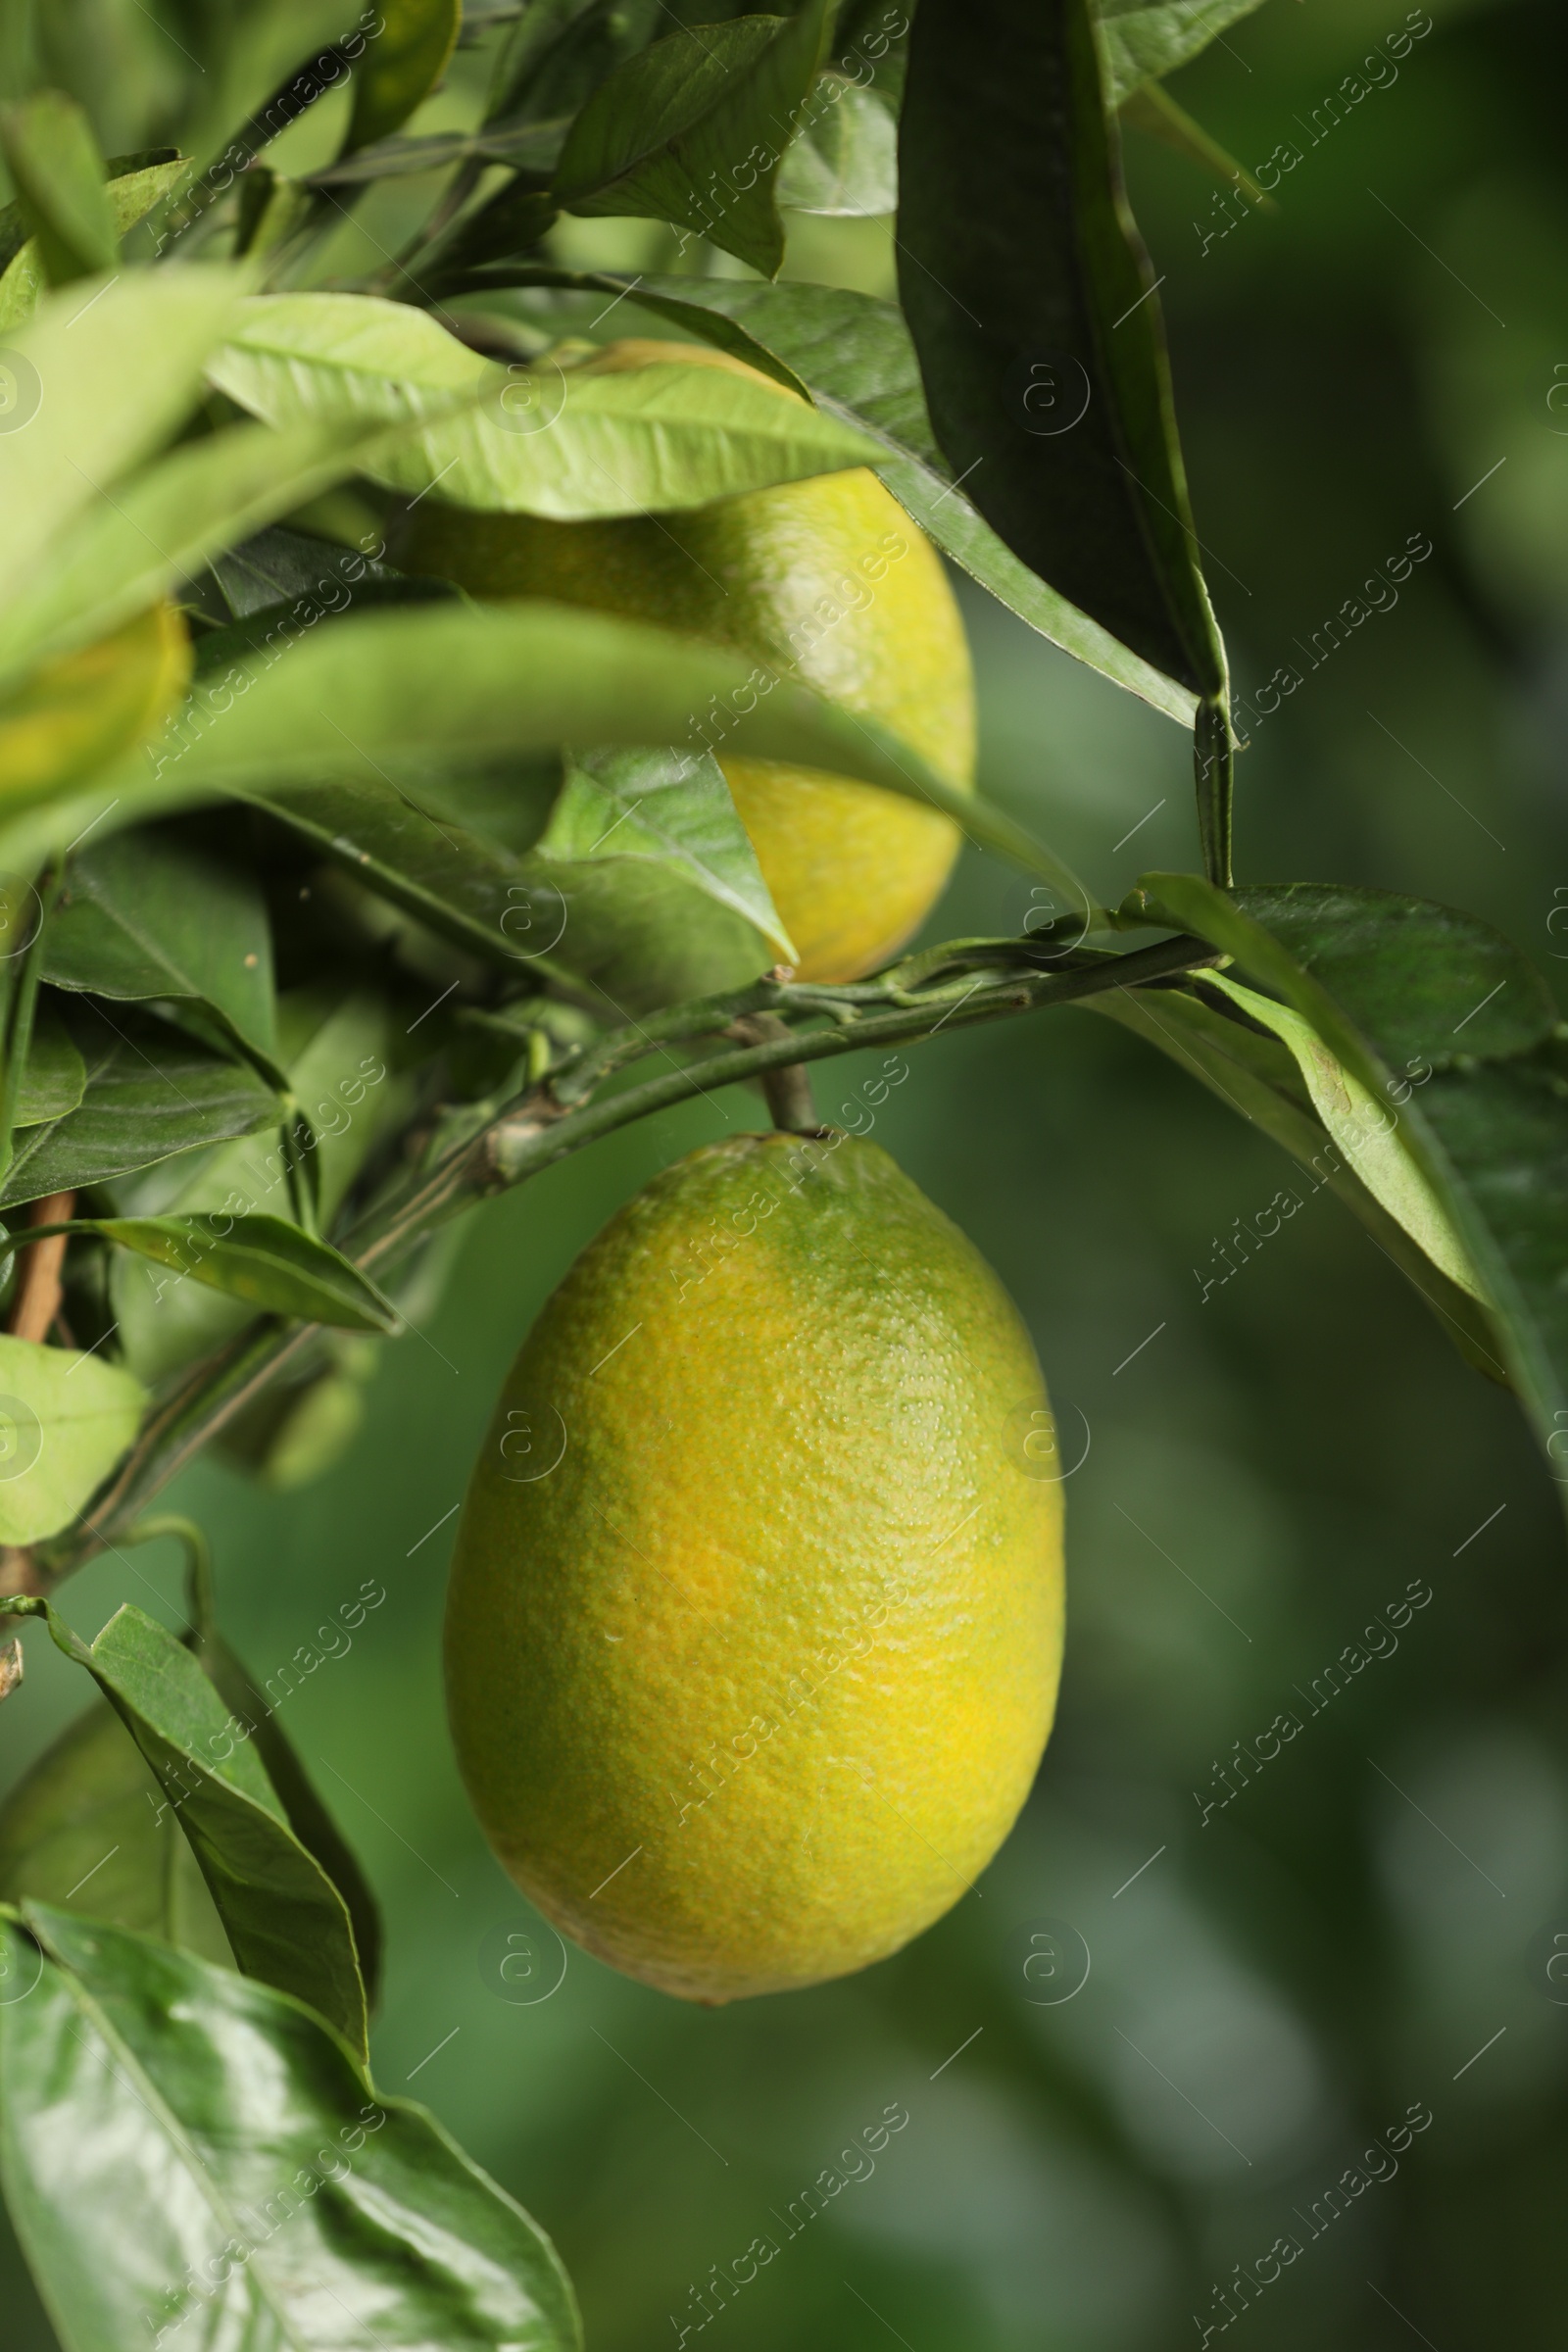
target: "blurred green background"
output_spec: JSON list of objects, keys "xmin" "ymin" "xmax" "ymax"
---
[{"xmin": 5, "ymin": 0, "xmax": 1568, "ymax": 2343}]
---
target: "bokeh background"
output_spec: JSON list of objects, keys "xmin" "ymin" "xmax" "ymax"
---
[{"xmin": 5, "ymin": 0, "xmax": 1568, "ymax": 2342}]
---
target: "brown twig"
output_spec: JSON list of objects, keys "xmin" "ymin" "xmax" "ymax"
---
[
  {"xmin": 727, "ymin": 1012, "xmax": 821, "ymax": 1135},
  {"xmin": 0, "ymin": 1634, "xmax": 21, "ymax": 1700},
  {"xmin": 8, "ymin": 1191, "xmax": 74, "ymax": 1345}
]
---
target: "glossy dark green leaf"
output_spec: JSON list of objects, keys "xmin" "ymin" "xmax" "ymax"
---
[
  {"xmin": 1097, "ymin": 0, "xmax": 1268, "ymax": 105},
  {"xmin": 45, "ymin": 828, "xmax": 278, "ymax": 1068},
  {"xmin": 207, "ymin": 292, "xmax": 879, "ymax": 516},
  {"xmin": 1130, "ymin": 874, "xmax": 1568, "ymax": 1488},
  {"xmin": 83, "ymin": 1215, "xmax": 402, "ymax": 1334},
  {"xmin": 0, "ymin": 1002, "xmax": 281, "ymax": 1210},
  {"xmin": 15, "ymin": 998, "xmax": 85, "ymax": 1130},
  {"xmin": 0, "ymin": 1905, "xmax": 580, "ymax": 2352},
  {"xmin": 186, "ymin": 1611, "xmax": 384, "ymax": 2005},
  {"xmin": 0, "ymin": 1332, "xmax": 145, "ymax": 1545},
  {"xmin": 555, "ymin": 0, "xmax": 832, "ymax": 275},
  {"xmin": 0, "ymin": 91, "xmax": 115, "ymax": 286},
  {"xmin": 898, "ymin": 0, "xmax": 1226, "ymax": 699},
  {"xmin": 491, "ymin": 269, "xmax": 1197, "ymax": 722},
  {"xmin": 0, "ymin": 1597, "xmax": 370, "ymax": 2052},
  {"xmin": 0, "ymin": 1696, "xmax": 232, "ymax": 1963},
  {"xmin": 345, "ymin": 0, "xmax": 463, "ymax": 152}
]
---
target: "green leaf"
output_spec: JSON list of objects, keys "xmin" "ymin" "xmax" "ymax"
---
[
  {"xmin": 1119, "ymin": 80, "xmax": 1270, "ymax": 206},
  {"xmin": 0, "ymin": 1002, "xmax": 281, "ymax": 1210},
  {"xmin": 236, "ymin": 769, "xmax": 778, "ymax": 1012},
  {"xmin": 1087, "ymin": 980, "xmax": 1508, "ymax": 1382},
  {"xmin": 0, "ymin": 1906, "xmax": 581, "ymax": 2351},
  {"xmin": 898, "ymin": 0, "xmax": 1226, "ymax": 700},
  {"xmin": 86, "ymin": 1214, "xmax": 402, "ymax": 1334},
  {"xmin": 555, "ymin": 0, "xmax": 832, "ymax": 275},
  {"xmin": 111, "ymin": 991, "xmax": 401, "ymax": 1387},
  {"xmin": 1131, "ymin": 875, "xmax": 1568, "ymax": 1486},
  {"xmin": 0, "ymin": 267, "xmax": 242, "ymax": 609},
  {"xmin": 123, "ymin": 598, "xmax": 973, "ymax": 815},
  {"xmin": 777, "ymin": 72, "xmax": 898, "ymax": 215},
  {"xmin": 1200, "ymin": 969, "xmax": 1485, "ymax": 1299},
  {"xmin": 206, "ymin": 292, "xmax": 882, "ymax": 516},
  {"xmin": 1097, "ymin": 0, "xmax": 1268, "ymax": 105},
  {"xmin": 0, "ymin": 1331, "xmax": 144, "ymax": 1545},
  {"xmin": 345, "ymin": 0, "xmax": 463, "ymax": 152},
  {"xmin": 44, "ymin": 827, "xmax": 279, "ymax": 1069},
  {"xmin": 15, "ymin": 999, "xmax": 86, "ymax": 1131},
  {"xmin": 500, "ymin": 270, "xmax": 1198, "ymax": 723},
  {"xmin": 181, "ymin": 0, "xmax": 392, "ymax": 167},
  {"xmin": 0, "ymin": 91, "xmax": 115, "ymax": 286},
  {"xmin": 0, "ymin": 1601, "xmax": 371, "ymax": 2052},
  {"xmin": 6, "ymin": 600, "xmax": 1082, "ymax": 918},
  {"xmin": 0, "ymin": 1697, "xmax": 232, "ymax": 1963},
  {"xmin": 183, "ymin": 1570, "xmax": 384, "ymax": 2005},
  {"xmin": 0, "ymin": 417, "xmax": 426, "ymax": 687},
  {"xmin": 311, "ymin": 117, "xmax": 568, "ymax": 184},
  {"xmin": 542, "ymin": 744, "xmax": 797, "ymax": 960},
  {"xmin": 0, "ymin": 151, "xmax": 189, "ymax": 332}
]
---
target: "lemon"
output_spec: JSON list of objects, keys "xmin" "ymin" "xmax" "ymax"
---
[
  {"xmin": 444, "ymin": 1130, "xmax": 1063, "ymax": 2003},
  {"xmin": 400, "ymin": 340, "xmax": 977, "ymax": 982}
]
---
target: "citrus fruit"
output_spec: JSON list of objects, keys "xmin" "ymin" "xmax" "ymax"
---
[
  {"xmin": 400, "ymin": 339, "xmax": 977, "ymax": 982},
  {"xmin": 444, "ymin": 1130, "xmax": 1064, "ymax": 2003}
]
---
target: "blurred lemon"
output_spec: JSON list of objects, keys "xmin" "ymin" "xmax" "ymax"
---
[
  {"xmin": 402, "ymin": 340, "xmax": 976, "ymax": 981},
  {"xmin": 445, "ymin": 1131, "xmax": 1063, "ymax": 2002}
]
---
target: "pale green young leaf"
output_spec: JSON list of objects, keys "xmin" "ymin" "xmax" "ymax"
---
[
  {"xmin": 0, "ymin": 268, "xmax": 243, "ymax": 607},
  {"xmin": 1202, "ymin": 970, "xmax": 1486, "ymax": 1299},
  {"xmin": 0, "ymin": 92, "xmax": 115, "ymax": 286},
  {"xmin": 205, "ymin": 292, "xmax": 881, "ymax": 516},
  {"xmin": 0, "ymin": 1332, "xmax": 143, "ymax": 1546},
  {"xmin": 0, "ymin": 152, "xmax": 190, "ymax": 332},
  {"xmin": 0, "ymin": 417, "xmax": 416, "ymax": 686}
]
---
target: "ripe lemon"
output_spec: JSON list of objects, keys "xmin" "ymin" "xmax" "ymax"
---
[
  {"xmin": 444, "ymin": 1130, "xmax": 1063, "ymax": 2003},
  {"xmin": 401, "ymin": 339, "xmax": 977, "ymax": 982}
]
